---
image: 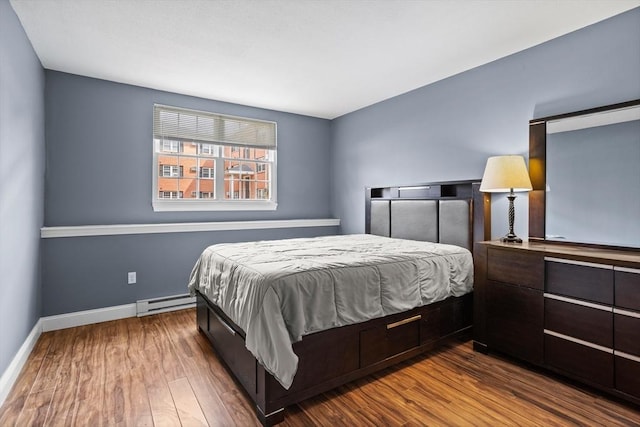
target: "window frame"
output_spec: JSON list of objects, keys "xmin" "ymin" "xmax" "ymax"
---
[{"xmin": 152, "ymin": 105, "xmax": 277, "ymax": 212}]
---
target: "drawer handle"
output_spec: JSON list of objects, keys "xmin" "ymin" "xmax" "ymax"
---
[
  {"xmin": 544, "ymin": 257, "xmax": 612, "ymax": 270},
  {"xmin": 613, "ymin": 308, "xmax": 640, "ymax": 319},
  {"xmin": 387, "ymin": 315, "xmax": 421, "ymax": 330},
  {"xmin": 544, "ymin": 329, "xmax": 613, "ymax": 354},
  {"xmin": 213, "ymin": 312, "xmax": 236, "ymax": 336},
  {"xmin": 614, "ymin": 266, "xmax": 640, "ymax": 274},
  {"xmin": 544, "ymin": 293, "xmax": 612, "ymax": 312},
  {"xmin": 615, "ymin": 350, "xmax": 640, "ymax": 363}
]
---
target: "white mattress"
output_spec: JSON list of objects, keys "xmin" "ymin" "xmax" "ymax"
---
[{"xmin": 187, "ymin": 234, "xmax": 473, "ymax": 389}]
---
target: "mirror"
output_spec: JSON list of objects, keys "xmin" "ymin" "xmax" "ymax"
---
[{"xmin": 531, "ymin": 101, "xmax": 640, "ymax": 248}]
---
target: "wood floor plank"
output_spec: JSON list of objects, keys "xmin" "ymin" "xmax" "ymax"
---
[
  {"xmin": 181, "ymin": 371, "xmax": 236, "ymax": 427},
  {"xmin": 437, "ymin": 352, "xmax": 593, "ymax": 425},
  {"xmin": 411, "ymin": 352, "xmax": 553, "ymax": 425},
  {"xmin": 0, "ymin": 395, "xmax": 28, "ymax": 426},
  {"xmin": 66, "ymin": 325, "xmax": 111, "ymax": 426},
  {"xmin": 42, "ymin": 328, "xmax": 90, "ymax": 426},
  {"xmin": 168, "ymin": 376, "xmax": 209, "ymax": 426},
  {"xmin": 1, "ymin": 308, "xmax": 638, "ymax": 427},
  {"xmin": 218, "ymin": 389, "xmax": 262, "ymax": 427},
  {"xmin": 437, "ymin": 343, "xmax": 629, "ymax": 426},
  {"xmin": 1, "ymin": 331, "xmax": 54, "ymax": 408},
  {"xmin": 13, "ymin": 387, "xmax": 54, "ymax": 427},
  {"xmin": 30, "ymin": 330, "xmax": 75, "ymax": 394},
  {"xmin": 102, "ymin": 367, "xmax": 153, "ymax": 426},
  {"xmin": 72, "ymin": 383, "xmax": 106, "ymax": 427},
  {"xmin": 144, "ymin": 316, "xmax": 186, "ymax": 382},
  {"xmin": 137, "ymin": 320, "xmax": 183, "ymax": 426},
  {"xmin": 147, "ymin": 383, "xmax": 182, "ymax": 427},
  {"xmin": 158, "ymin": 308, "xmax": 238, "ymax": 426}
]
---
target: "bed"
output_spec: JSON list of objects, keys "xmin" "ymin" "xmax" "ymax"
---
[{"xmin": 190, "ymin": 180, "xmax": 490, "ymax": 426}]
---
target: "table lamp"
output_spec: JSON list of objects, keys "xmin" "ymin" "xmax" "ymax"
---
[{"xmin": 480, "ymin": 155, "xmax": 533, "ymax": 243}]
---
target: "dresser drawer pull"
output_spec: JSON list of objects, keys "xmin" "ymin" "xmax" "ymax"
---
[
  {"xmin": 387, "ymin": 315, "xmax": 421, "ymax": 330},
  {"xmin": 544, "ymin": 293, "xmax": 612, "ymax": 312},
  {"xmin": 544, "ymin": 329, "xmax": 613, "ymax": 353},
  {"xmin": 613, "ymin": 307, "xmax": 640, "ymax": 319},
  {"xmin": 544, "ymin": 257, "xmax": 612, "ymax": 270},
  {"xmin": 615, "ymin": 350, "xmax": 640, "ymax": 363},
  {"xmin": 213, "ymin": 312, "xmax": 236, "ymax": 336},
  {"xmin": 614, "ymin": 266, "xmax": 640, "ymax": 274}
]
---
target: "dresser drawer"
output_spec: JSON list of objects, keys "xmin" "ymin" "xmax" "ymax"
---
[
  {"xmin": 614, "ymin": 312, "xmax": 640, "ymax": 356},
  {"xmin": 545, "ymin": 297, "xmax": 612, "ymax": 348},
  {"xmin": 545, "ymin": 258, "xmax": 613, "ymax": 305},
  {"xmin": 615, "ymin": 267, "xmax": 640, "ymax": 312},
  {"xmin": 615, "ymin": 355, "xmax": 640, "ymax": 399},
  {"xmin": 545, "ymin": 333, "xmax": 613, "ymax": 388},
  {"xmin": 488, "ymin": 248, "xmax": 543, "ymax": 289}
]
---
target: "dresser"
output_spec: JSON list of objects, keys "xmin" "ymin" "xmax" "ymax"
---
[{"xmin": 474, "ymin": 241, "xmax": 640, "ymax": 405}]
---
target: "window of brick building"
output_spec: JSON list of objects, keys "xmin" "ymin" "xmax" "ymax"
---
[
  {"xmin": 159, "ymin": 191, "xmax": 183, "ymax": 199},
  {"xmin": 153, "ymin": 104, "xmax": 277, "ymax": 211}
]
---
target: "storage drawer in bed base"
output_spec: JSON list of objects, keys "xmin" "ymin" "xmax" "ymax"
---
[
  {"xmin": 196, "ymin": 291, "xmax": 473, "ymax": 426},
  {"xmin": 197, "ymin": 295, "xmax": 257, "ymax": 398}
]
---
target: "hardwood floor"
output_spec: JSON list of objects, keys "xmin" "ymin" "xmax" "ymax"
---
[{"xmin": 1, "ymin": 308, "xmax": 639, "ymax": 426}]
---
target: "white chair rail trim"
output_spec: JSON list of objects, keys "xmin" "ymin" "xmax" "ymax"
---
[{"xmin": 41, "ymin": 218, "xmax": 340, "ymax": 238}]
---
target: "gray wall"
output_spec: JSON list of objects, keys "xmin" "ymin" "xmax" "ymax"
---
[
  {"xmin": 330, "ymin": 8, "xmax": 640, "ymax": 238},
  {"xmin": 45, "ymin": 71, "xmax": 333, "ymax": 225},
  {"xmin": 42, "ymin": 72, "xmax": 336, "ymax": 316},
  {"xmin": 0, "ymin": 0, "xmax": 45, "ymax": 378},
  {"xmin": 42, "ymin": 227, "xmax": 336, "ymax": 316}
]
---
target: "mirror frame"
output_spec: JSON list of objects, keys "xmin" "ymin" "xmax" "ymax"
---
[{"xmin": 528, "ymin": 98, "xmax": 640, "ymax": 248}]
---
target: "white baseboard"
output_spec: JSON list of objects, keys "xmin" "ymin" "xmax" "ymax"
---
[
  {"xmin": 41, "ymin": 303, "xmax": 137, "ymax": 332},
  {"xmin": 0, "ymin": 319, "xmax": 42, "ymax": 407}
]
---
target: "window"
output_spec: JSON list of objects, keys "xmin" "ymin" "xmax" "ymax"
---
[
  {"xmin": 199, "ymin": 144, "xmax": 216, "ymax": 155},
  {"xmin": 191, "ymin": 191, "xmax": 214, "ymax": 198},
  {"xmin": 160, "ymin": 165, "xmax": 183, "ymax": 177},
  {"xmin": 162, "ymin": 140, "xmax": 183, "ymax": 153},
  {"xmin": 199, "ymin": 167, "xmax": 214, "ymax": 179},
  {"xmin": 257, "ymin": 188, "xmax": 268, "ymax": 199},
  {"xmin": 159, "ymin": 191, "xmax": 183, "ymax": 199},
  {"xmin": 153, "ymin": 104, "xmax": 277, "ymax": 211}
]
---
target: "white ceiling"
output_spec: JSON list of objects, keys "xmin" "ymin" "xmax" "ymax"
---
[{"xmin": 10, "ymin": 0, "xmax": 640, "ymax": 119}]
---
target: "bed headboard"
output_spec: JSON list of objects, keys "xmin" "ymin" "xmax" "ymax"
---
[{"xmin": 365, "ymin": 180, "xmax": 491, "ymax": 253}]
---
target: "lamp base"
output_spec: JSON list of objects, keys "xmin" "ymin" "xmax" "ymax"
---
[
  {"xmin": 501, "ymin": 190, "xmax": 523, "ymax": 243},
  {"xmin": 500, "ymin": 234, "xmax": 523, "ymax": 243}
]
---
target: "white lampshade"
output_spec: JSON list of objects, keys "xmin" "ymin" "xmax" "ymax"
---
[{"xmin": 480, "ymin": 155, "xmax": 533, "ymax": 193}]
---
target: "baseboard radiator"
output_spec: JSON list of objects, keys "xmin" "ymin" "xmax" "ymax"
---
[{"xmin": 136, "ymin": 293, "xmax": 196, "ymax": 317}]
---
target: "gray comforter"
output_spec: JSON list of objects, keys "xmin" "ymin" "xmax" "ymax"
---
[{"xmin": 187, "ymin": 234, "xmax": 473, "ymax": 389}]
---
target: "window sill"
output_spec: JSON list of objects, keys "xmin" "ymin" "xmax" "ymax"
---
[{"xmin": 152, "ymin": 199, "xmax": 278, "ymax": 212}]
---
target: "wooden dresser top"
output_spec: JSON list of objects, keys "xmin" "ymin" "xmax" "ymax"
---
[{"xmin": 479, "ymin": 240, "xmax": 640, "ymax": 269}]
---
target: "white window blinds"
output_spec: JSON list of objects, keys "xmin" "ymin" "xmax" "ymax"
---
[{"xmin": 153, "ymin": 104, "xmax": 276, "ymax": 149}]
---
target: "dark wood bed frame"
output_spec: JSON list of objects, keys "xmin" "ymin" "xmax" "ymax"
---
[{"xmin": 196, "ymin": 180, "xmax": 491, "ymax": 425}]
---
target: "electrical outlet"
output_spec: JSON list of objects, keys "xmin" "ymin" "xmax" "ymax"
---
[{"xmin": 128, "ymin": 271, "xmax": 136, "ymax": 285}]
